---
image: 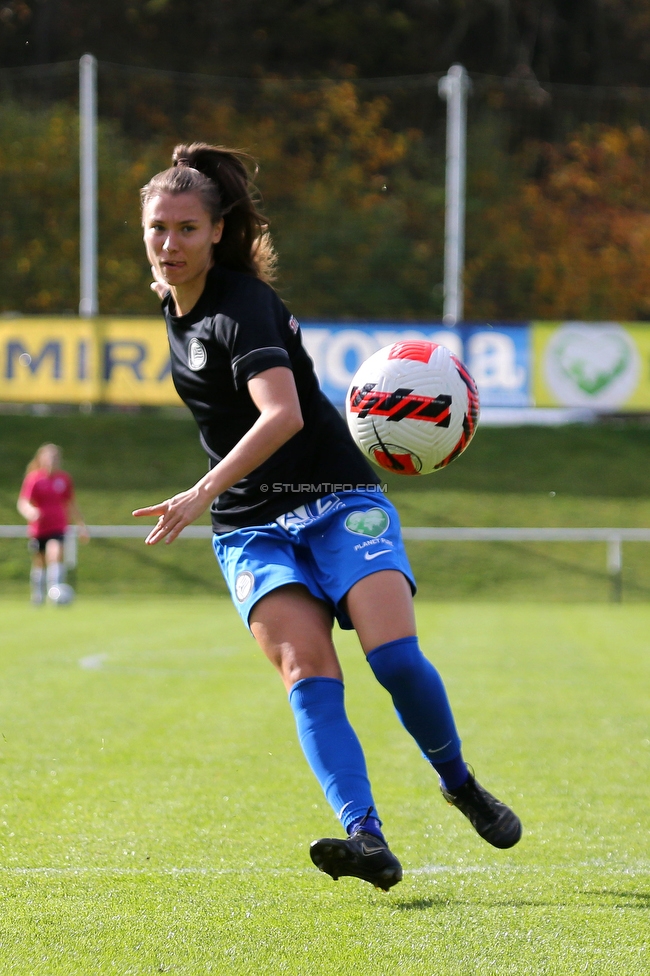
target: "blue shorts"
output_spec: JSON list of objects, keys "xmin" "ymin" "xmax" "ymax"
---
[{"xmin": 212, "ymin": 491, "xmax": 415, "ymax": 630}]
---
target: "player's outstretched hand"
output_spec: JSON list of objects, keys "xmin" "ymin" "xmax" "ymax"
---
[{"xmin": 132, "ymin": 488, "xmax": 209, "ymax": 545}]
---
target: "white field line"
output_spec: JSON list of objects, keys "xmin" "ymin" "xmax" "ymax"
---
[
  {"xmin": 1, "ymin": 862, "xmax": 648, "ymax": 878},
  {"xmin": 77, "ymin": 654, "xmax": 226, "ymax": 675}
]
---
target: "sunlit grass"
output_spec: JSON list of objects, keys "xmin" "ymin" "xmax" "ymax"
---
[{"xmin": 0, "ymin": 598, "xmax": 648, "ymax": 974}]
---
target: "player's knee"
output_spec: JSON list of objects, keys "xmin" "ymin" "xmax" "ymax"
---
[
  {"xmin": 284, "ymin": 655, "xmax": 343, "ymax": 688},
  {"xmin": 257, "ymin": 639, "xmax": 342, "ymax": 689}
]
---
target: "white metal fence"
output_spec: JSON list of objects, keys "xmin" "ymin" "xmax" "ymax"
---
[{"xmin": 3, "ymin": 524, "xmax": 650, "ymax": 602}]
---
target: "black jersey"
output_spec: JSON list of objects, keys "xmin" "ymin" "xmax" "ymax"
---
[{"xmin": 163, "ymin": 265, "xmax": 380, "ymax": 533}]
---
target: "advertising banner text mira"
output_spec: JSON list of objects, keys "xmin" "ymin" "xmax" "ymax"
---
[
  {"xmin": 1, "ymin": 318, "xmax": 649, "ymax": 410},
  {"xmin": 0, "ymin": 318, "xmax": 531, "ymax": 409}
]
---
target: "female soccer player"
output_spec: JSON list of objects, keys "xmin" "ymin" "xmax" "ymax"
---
[
  {"xmin": 17, "ymin": 443, "xmax": 87, "ymax": 604},
  {"xmin": 134, "ymin": 143, "xmax": 522, "ymax": 891}
]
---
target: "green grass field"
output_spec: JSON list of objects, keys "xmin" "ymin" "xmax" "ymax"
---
[
  {"xmin": 1, "ymin": 416, "xmax": 649, "ymax": 972},
  {"xmin": 2, "ymin": 414, "xmax": 650, "ymax": 601},
  {"xmin": 0, "ymin": 597, "xmax": 648, "ymax": 975}
]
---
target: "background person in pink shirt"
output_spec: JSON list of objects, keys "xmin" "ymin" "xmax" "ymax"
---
[{"xmin": 17, "ymin": 443, "xmax": 87, "ymax": 604}]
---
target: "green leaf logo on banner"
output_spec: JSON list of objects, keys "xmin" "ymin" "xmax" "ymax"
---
[
  {"xmin": 556, "ymin": 334, "xmax": 629, "ymax": 395},
  {"xmin": 544, "ymin": 324, "xmax": 639, "ymax": 407}
]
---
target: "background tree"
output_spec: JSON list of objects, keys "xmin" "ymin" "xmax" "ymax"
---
[
  {"xmin": 465, "ymin": 124, "xmax": 650, "ymax": 320},
  {"xmin": 3, "ymin": 0, "xmax": 650, "ymax": 86},
  {"xmin": 4, "ymin": 1, "xmax": 650, "ymax": 319},
  {"xmin": 0, "ymin": 82, "xmax": 445, "ymax": 317}
]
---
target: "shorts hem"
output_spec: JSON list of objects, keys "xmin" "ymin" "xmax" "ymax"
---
[
  {"xmin": 332, "ymin": 565, "xmax": 417, "ymax": 630},
  {"xmin": 242, "ymin": 578, "xmax": 331, "ymax": 631},
  {"xmin": 28, "ymin": 534, "xmax": 66, "ymax": 554}
]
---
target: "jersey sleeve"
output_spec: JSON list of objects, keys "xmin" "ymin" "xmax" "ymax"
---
[
  {"xmin": 216, "ymin": 282, "xmax": 292, "ymax": 390},
  {"xmin": 19, "ymin": 471, "xmax": 37, "ymax": 502}
]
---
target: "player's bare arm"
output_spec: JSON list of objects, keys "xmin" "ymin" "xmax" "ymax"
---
[
  {"xmin": 68, "ymin": 499, "xmax": 90, "ymax": 542},
  {"xmin": 17, "ymin": 496, "xmax": 39, "ymax": 523},
  {"xmin": 133, "ymin": 366, "xmax": 303, "ymax": 545}
]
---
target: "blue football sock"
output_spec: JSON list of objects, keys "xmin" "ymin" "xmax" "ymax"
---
[
  {"xmin": 347, "ymin": 813, "xmax": 385, "ymax": 842},
  {"xmin": 289, "ymin": 676, "xmax": 382, "ymax": 835},
  {"xmin": 434, "ymin": 755, "xmax": 470, "ymax": 792},
  {"xmin": 366, "ymin": 636, "xmax": 468, "ymax": 788}
]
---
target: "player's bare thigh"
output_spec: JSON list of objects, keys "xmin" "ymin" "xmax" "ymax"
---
[
  {"xmin": 343, "ymin": 569, "xmax": 416, "ymax": 654},
  {"xmin": 250, "ymin": 583, "xmax": 342, "ymax": 692},
  {"xmin": 44, "ymin": 538, "xmax": 63, "ymax": 564}
]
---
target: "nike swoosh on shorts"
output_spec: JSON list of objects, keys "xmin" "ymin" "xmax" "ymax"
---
[{"xmin": 364, "ymin": 549, "xmax": 392, "ymax": 560}]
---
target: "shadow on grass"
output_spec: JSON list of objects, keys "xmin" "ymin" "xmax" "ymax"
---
[
  {"xmin": 88, "ymin": 538, "xmax": 217, "ymax": 593},
  {"xmin": 512, "ymin": 542, "xmax": 650, "ymax": 598},
  {"xmin": 584, "ymin": 890, "xmax": 650, "ymax": 908},
  {"xmin": 392, "ymin": 897, "xmax": 456, "ymax": 911},
  {"xmin": 394, "ymin": 896, "xmax": 563, "ymax": 911},
  {"xmin": 413, "ymin": 538, "xmax": 650, "ymax": 601},
  {"xmin": 395, "ymin": 890, "xmax": 650, "ymax": 912}
]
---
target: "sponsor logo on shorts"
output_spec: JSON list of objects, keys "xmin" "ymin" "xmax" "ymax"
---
[
  {"xmin": 235, "ymin": 570, "xmax": 254, "ymax": 602},
  {"xmin": 344, "ymin": 508, "xmax": 390, "ymax": 538},
  {"xmin": 364, "ymin": 549, "xmax": 392, "ymax": 561},
  {"xmin": 353, "ymin": 536, "xmax": 394, "ymax": 553},
  {"xmin": 288, "ymin": 315, "xmax": 300, "ymax": 334},
  {"xmin": 188, "ymin": 337, "xmax": 207, "ymax": 371},
  {"xmin": 276, "ymin": 495, "xmax": 343, "ymax": 529}
]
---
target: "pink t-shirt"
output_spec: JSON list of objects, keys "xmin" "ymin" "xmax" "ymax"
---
[{"xmin": 19, "ymin": 469, "xmax": 74, "ymax": 538}]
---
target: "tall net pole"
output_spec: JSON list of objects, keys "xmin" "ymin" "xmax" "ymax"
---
[
  {"xmin": 438, "ymin": 64, "xmax": 470, "ymax": 326},
  {"xmin": 79, "ymin": 54, "xmax": 98, "ymax": 317}
]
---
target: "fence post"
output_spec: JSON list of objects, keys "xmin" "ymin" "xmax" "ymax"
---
[
  {"xmin": 64, "ymin": 525, "xmax": 78, "ymax": 569},
  {"xmin": 607, "ymin": 535, "xmax": 623, "ymax": 603},
  {"xmin": 438, "ymin": 64, "xmax": 470, "ymax": 326},
  {"xmin": 79, "ymin": 54, "xmax": 98, "ymax": 317}
]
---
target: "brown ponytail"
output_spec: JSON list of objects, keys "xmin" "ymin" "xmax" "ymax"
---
[{"xmin": 141, "ymin": 143, "xmax": 276, "ymax": 283}]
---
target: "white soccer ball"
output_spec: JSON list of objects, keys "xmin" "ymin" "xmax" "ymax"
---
[
  {"xmin": 48, "ymin": 583, "xmax": 75, "ymax": 605},
  {"xmin": 346, "ymin": 340, "xmax": 480, "ymax": 476}
]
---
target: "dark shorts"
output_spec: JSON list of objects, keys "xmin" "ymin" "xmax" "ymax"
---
[{"xmin": 28, "ymin": 534, "xmax": 65, "ymax": 555}]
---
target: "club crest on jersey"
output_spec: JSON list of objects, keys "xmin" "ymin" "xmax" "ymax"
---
[
  {"xmin": 289, "ymin": 315, "xmax": 300, "ymax": 334},
  {"xmin": 188, "ymin": 338, "xmax": 207, "ymax": 371},
  {"xmin": 235, "ymin": 571, "xmax": 255, "ymax": 603},
  {"xmin": 344, "ymin": 508, "xmax": 390, "ymax": 538}
]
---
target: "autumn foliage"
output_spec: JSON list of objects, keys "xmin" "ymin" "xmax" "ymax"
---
[
  {"xmin": 3, "ymin": 77, "xmax": 650, "ymax": 321},
  {"xmin": 466, "ymin": 124, "xmax": 650, "ymax": 321},
  {"xmin": 1, "ymin": 81, "xmax": 445, "ymax": 318}
]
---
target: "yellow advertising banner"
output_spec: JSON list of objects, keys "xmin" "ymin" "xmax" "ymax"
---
[
  {"xmin": 0, "ymin": 317, "xmax": 182, "ymax": 406},
  {"xmin": 3, "ymin": 317, "xmax": 650, "ymax": 410},
  {"xmin": 533, "ymin": 323, "xmax": 650, "ymax": 410}
]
